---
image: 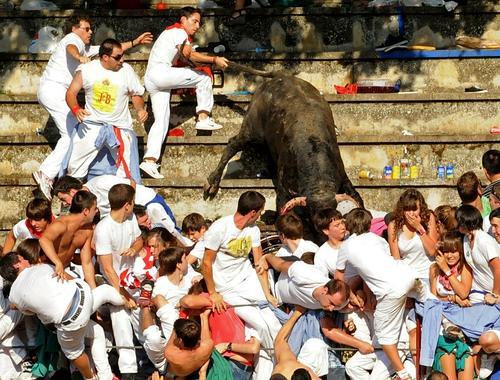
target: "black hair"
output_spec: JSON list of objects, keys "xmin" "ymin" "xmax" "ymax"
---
[
  {"xmin": 26, "ymin": 198, "xmax": 52, "ymax": 221},
  {"xmin": 482, "ymin": 149, "xmax": 500, "ymax": 176},
  {"xmin": 490, "ymin": 207, "xmax": 500, "ymax": 221},
  {"xmin": 99, "ymin": 38, "xmax": 122, "ymax": 58},
  {"xmin": 173, "ymin": 318, "xmax": 200, "ymax": 348},
  {"xmin": 0, "ymin": 252, "xmax": 22, "ymax": 283},
  {"xmin": 456, "ymin": 204, "xmax": 483, "ymax": 231},
  {"xmin": 179, "ymin": 6, "xmax": 202, "ymax": 20},
  {"xmin": 237, "ymin": 191, "xmax": 265, "ymax": 215},
  {"xmin": 52, "ymin": 176, "xmax": 83, "ymax": 197},
  {"xmin": 291, "ymin": 368, "xmax": 312, "ymax": 380},
  {"xmin": 70, "ymin": 190, "xmax": 97, "ymax": 214}
]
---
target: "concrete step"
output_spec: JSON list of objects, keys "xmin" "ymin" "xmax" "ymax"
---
[
  {"xmin": 0, "ymin": 130, "xmax": 496, "ymax": 179},
  {"xmin": 1, "ymin": 4, "xmax": 498, "ymax": 53},
  {"xmin": 1, "ymin": 92, "xmax": 499, "ymax": 137},
  {"xmin": 2, "ymin": 52, "xmax": 500, "ymax": 95},
  {"xmin": 0, "ymin": 175, "xmax": 464, "ymax": 230}
]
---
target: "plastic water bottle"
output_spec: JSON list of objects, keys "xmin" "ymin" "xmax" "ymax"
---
[{"xmin": 250, "ymin": 47, "xmax": 274, "ymax": 53}]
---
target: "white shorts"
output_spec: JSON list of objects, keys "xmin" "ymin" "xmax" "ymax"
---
[{"xmin": 374, "ymin": 294, "xmax": 407, "ymax": 346}]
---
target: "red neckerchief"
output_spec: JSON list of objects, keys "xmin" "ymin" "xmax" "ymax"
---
[
  {"xmin": 438, "ymin": 264, "xmax": 460, "ymax": 291},
  {"xmin": 25, "ymin": 215, "xmax": 55, "ymax": 239}
]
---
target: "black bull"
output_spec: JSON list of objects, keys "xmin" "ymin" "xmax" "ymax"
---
[{"xmin": 204, "ymin": 71, "xmax": 364, "ymax": 238}]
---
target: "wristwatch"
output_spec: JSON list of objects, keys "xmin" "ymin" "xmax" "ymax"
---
[{"xmin": 444, "ymin": 270, "xmax": 452, "ymax": 278}]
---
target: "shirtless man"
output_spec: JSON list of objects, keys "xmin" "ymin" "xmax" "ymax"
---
[
  {"xmin": 164, "ymin": 310, "xmax": 214, "ymax": 377},
  {"xmin": 271, "ymin": 306, "xmax": 319, "ymax": 380},
  {"xmin": 39, "ymin": 190, "xmax": 98, "ymax": 283}
]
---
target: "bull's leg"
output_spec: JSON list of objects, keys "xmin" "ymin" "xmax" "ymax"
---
[
  {"xmin": 341, "ymin": 178, "xmax": 365, "ymax": 209},
  {"xmin": 203, "ymin": 134, "xmax": 249, "ymax": 200}
]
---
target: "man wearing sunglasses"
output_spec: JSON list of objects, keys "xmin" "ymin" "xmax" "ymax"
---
[
  {"xmin": 64, "ymin": 38, "xmax": 147, "ymax": 184},
  {"xmin": 35, "ymin": 15, "xmax": 152, "ymax": 199}
]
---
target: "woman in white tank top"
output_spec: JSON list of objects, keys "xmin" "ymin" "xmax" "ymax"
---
[{"xmin": 388, "ymin": 189, "xmax": 440, "ymax": 280}]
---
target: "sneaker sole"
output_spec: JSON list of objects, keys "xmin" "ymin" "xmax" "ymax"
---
[
  {"xmin": 32, "ymin": 172, "xmax": 53, "ymax": 200},
  {"xmin": 139, "ymin": 164, "xmax": 165, "ymax": 179}
]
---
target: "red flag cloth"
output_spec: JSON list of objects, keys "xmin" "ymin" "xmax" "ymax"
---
[{"xmin": 334, "ymin": 83, "xmax": 358, "ymax": 94}]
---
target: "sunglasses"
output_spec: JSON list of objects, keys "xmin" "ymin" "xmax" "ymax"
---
[
  {"xmin": 110, "ymin": 54, "xmax": 124, "ymax": 61},
  {"xmin": 79, "ymin": 26, "xmax": 92, "ymax": 32}
]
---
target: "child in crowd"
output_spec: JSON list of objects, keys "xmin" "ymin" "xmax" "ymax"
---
[
  {"xmin": 313, "ymin": 208, "xmax": 346, "ymax": 277},
  {"xmin": 275, "ymin": 213, "xmax": 319, "ymax": 258},
  {"xmin": 429, "ymin": 231, "xmax": 474, "ymax": 380},
  {"xmin": 434, "ymin": 205, "xmax": 458, "ymax": 239},
  {"xmin": 181, "ymin": 212, "xmax": 208, "ymax": 266},
  {"xmin": 456, "ymin": 205, "xmax": 500, "ymax": 304},
  {"xmin": 3, "ymin": 198, "xmax": 53, "ymax": 254}
]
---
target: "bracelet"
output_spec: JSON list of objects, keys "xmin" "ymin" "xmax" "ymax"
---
[
  {"xmin": 71, "ymin": 105, "xmax": 81, "ymax": 116},
  {"xmin": 227, "ymin": 342, "xmax": 232, "ymax": 352},
  {"xmin": 131, "ymin": 39, "xmax": 135, "ymax": 47},
  {"xmin": 212, "ymin": 56, "xmax": 216, "ymax": 64},
  {"xmin": 444, "ymin": 270, "xmax": 452, "ymax": 278}
]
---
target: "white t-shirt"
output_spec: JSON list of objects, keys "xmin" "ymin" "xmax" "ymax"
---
[
  {"xmin": 152, "ymin": 269, "xmax": 199, "ymax": 305},
  {"xmin": 275, "ymin": 261, "xmax": 329, "ymax": 309},
  {"xmin": 276, "ymin": 239, "xmax": 319, "ymax": 258},
  {"xmin": 203, "ymin": 215, "xmax": 261, "ymax": 294},
  {"xmin": 146, "ymin": 28, "xmax": 189, "ymax": 71},
  {"xmin": 397, "ymin": 232, "xmax": 433, "ymax": 279},
  {"xmin": 314, "ymin": 241, "xmax": 340, "ymax": 277},
  {"xmin": 9, "ymin": 264, "xmax": 76, "ymax": 325},
  {"xmin": 79, "ymin": 60, "xmax": 144, "ymax": 128},
  {"xmin": 464, "ymin": 230, "xmax": 500, "ymax": 294},
  {"xmin": 40, "ymin": 32, "xmax": 99, "ymax": 87},
  {"xmin": 12, "ymin": 219, "xmax": 37, "ymax": 240},
  {"xmin": 336, "ymin": 232, "xmax": 415, "ymax": 300},
  {"xmin": 85, "ymin": 175, "xmax": 156, "ymax": 217},
  {"xmin": 94, "ymin": 214, "xmax": 142, "ymax": 277},
  {"xmin": 189, "ymin": 240, "xmax": 205, "ymax": 261}
]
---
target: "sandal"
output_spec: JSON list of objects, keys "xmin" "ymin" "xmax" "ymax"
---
[{"xmin": 227, "ymin": 9, "xmax": 246, "ymax": 25}]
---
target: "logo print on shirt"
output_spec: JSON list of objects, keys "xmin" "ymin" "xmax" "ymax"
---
[
  {"xmin": 92, "ymin": 78, "xmax": 117, "ymax": 113},
  {"xmin": 226, "ymin": 236, "xmax": 252, "ymax": 258}
]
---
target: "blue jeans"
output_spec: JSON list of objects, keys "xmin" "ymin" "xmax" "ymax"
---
[{"xmin": 227, "ymin": 358, "xmax": 253, "ymax": 380}]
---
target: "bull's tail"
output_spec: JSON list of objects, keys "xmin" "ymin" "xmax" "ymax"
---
[{"xmin": 228, "ymin": 61, "xmax": 275, "ymax": 78}]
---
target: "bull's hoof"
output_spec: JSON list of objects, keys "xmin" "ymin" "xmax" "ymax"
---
[{"xmin": 203, "ymin": 179, "xmax": 220, "ymax": 200}]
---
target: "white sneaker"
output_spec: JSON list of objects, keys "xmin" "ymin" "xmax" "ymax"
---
[
  {"xmin": 195, "ymin": 117, "xmax": 223, "ymax": 131},
  {"xmin": 32, "ymin": 170, "xmax": 53, "ymax": 200},
  {"xmin": 479, "ymin": 353, "xmax": 498, "ymax": 379},
  {"xmin": 139, "ymin": 161, "xmax": 164, "ymax": 179}
]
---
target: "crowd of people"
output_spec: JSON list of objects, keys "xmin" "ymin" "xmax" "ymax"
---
[{"xmin": 0, "ymin": 5, "xmax": 499, "ymax": 380}]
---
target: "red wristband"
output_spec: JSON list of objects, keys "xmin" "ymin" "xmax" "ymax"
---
[{"xmin": 71, "ymin": 105, "xmax": 81, "ymax": 116}]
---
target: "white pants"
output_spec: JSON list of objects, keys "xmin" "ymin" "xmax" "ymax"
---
[
  {"xmin": 67, "ymin": 121, "xmax": 134, "ymax": 179},
  {"xmin": 345, "ymin": 350, "xmax": 415, "ymax": 380},
  {"xmin": 142, "ymin": 325, "xmax": 167, "ymax": 372},
  {"xmin": 109, "ymin": 305, "xmax": 142, "ymax": 374},
  {"xmin": 144, "ymin": 65, "xmax": 213, "ymax": 160},
  {"xmin": 38, "ymin": 80, "xmax": 79, "ymax": 179},
  {"xmin": 221, "ymin": 272, "xmax": 281, "ymax": 380}
]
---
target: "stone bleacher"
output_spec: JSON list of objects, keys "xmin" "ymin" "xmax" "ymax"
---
[{"xmin": 0, "ymin": 0, "xmax": 498, "ymax": 235}]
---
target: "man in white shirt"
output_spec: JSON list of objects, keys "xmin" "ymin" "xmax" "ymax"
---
[
  {"xmin": 201, "ymin": 191, "xmax": 281, "ymax": 380},
  {"xmin": 0, "ymin": 254, "xmax": 122, "ymax": 380},
  {"xmin": 312, "ymin": 208, "xmax": 346, "ymax": 277},
  {"xmin": 335, "ymin": 209, "xmax": 425, "ymax": 380},
  {"xmin": 35, "ymin": 15, "xmax": 151, "ymax": 199},
  {"xmin": 52, "ymin": 175, "xmax": 180, "ymax": 239},
  {"xmin": 93, "ymin": 183, "xmax": 143, "ymax": 378},
  {"xmin": 65, "ymin": 38, "xmax": 148, "ymax": 183},
  {"xmin": 140, "ymin": 6, "xmax": 229, "ymax": 179},
  {"xmin": 490, "ymin": 208, "xmax": 500, "ymax": 244}
]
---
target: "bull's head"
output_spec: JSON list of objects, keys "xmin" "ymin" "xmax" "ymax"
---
[{"xmin": 305, "ymin": 184, "xmax": 338, "ymax": 218}]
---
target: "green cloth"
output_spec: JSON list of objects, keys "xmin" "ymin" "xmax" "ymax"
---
[
  {"xmin": 481, "ymin": 196, "xmax": 492, "ymax": 217},
  {"xmin": 432, "ymin": 335, "xmax": 472, "ymax": 373},
  {"xmin": 207, "ymin": 350, "xmax": 234, "ymax": 380},
  {"xmin": 31, "ymin": 324, "xmax": 60, "ymax": 378}
]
